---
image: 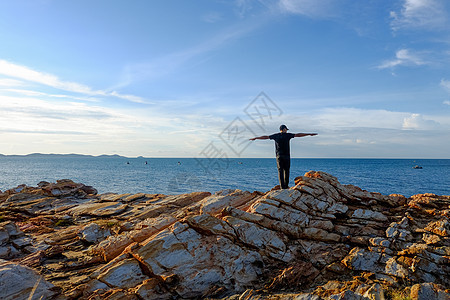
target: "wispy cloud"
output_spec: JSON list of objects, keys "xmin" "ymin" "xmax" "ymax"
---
[
  {"xmin": 377, "ymin": 49, "xmax": 427, "ymax": 69},
  {"xmin": 121, "ymin": 19, "xmax": 264, "ymax": 85},
  {"xmin": 0, "ymin": 78, "xmax": 24, "ymax": 87},
  {"xmin": 298, "ymin": 107, "xmax": 446, "ymax": 131},
  {"xmin": 0, "ymin": 128, "xmax": 87, "ymax": 135},
  {"xmin": 440, "ymin": 78, "xmax": 450, "ymax": 91},
  {"xmin": 390, "ymin": 0, "xmax": 449, "ymax": 31},
  {"xmin": 1, "ymin": 88, "xmax": 101, "ymax": 102},
  {"xmin": 440, "ymin": 79, "xmax": 450, "ymax": 105},
  {"xmin": 202, "ymin": 12, "xmax": 223, "ymax": 23},
  {"xmin": 0, "ymin": 60, "xmax": 147, "ymax": 104},
  {"xmin": 278, "ymin": 0, "xmax": 339, "ymax": 18}
]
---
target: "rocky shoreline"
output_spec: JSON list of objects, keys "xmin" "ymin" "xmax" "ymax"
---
[{"xmin": 0, "ymin": 171, "xmax": 449, "ymax": 300}]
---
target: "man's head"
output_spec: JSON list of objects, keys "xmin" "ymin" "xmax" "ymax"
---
[{"xmin": 279, "ymin": 124, "xmax": 289, "ymax": 133}]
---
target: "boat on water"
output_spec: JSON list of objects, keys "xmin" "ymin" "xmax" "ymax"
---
[{"xmin": 413, "ymin": 165, "xmax": 423, "ymax": 169}]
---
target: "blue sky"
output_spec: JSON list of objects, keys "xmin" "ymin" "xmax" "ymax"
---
[{"xmin": 0, "ymin": 0, "xmax": 449, "ymax": 158}]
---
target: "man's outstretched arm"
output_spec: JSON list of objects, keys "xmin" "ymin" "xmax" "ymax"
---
[
  {"xmin": 294, "ymin": 133, "xmax": 318, "ymax": 137},
  {"xmin": 249, "ymin": 135, "xmax": 270, "ymax": 141}
]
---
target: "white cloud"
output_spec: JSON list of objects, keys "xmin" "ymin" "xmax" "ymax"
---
[
  {"xmin": 390, "ymin": 0, "xmax": 448, "ymax": 31},
  {"xmin": 0, "ymin": 60, "xmax": 147, "ymax": 104},
  {"xmin": 444, "ymin": 100, "xmax": 450, "ymax": 105},
  {"xmin": 290, "ymin": 107, "xmax": 446, "ymax": 132},
  {"xmin": 402, "ymin": 113, "xmax": 440, "ymax": 129},
  {"xmin": 312, "ymin": 107, "xmax": 407, "ymax": 129},
  {"xmin": 1, "ymin": 88, "xmax": 100, "ymax": 102},
  {"xmin": 377, "ymin": 49, "xmax": 426, "ymax": 69},
  {"xmin": 0, "ymin": 78, "xmax": 24, "ymax": 87}
]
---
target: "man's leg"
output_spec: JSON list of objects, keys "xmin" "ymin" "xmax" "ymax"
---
[
  {"xmin": 280, "ymin": 157, "xmax": 290, "ymax": 189},
  {"xmin": 283, "ymin": 158, "xmax": 290, "ymax": 189},
  {"xmin": 277, "ymin": 156, "xmax": 290, "ymax": 189},
  {"xmin": 276, "ymin": 157, "xmax": 285, "ymax": 189}
]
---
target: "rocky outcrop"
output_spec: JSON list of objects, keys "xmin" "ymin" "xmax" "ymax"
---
[{"xmin": 0, "ymin": 173, "xmax": 448, "ymax": 299}]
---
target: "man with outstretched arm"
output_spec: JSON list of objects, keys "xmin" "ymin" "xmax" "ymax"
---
[{"xmin": 249, "ymin": 125, "xmax": 317, "ymax": 189}]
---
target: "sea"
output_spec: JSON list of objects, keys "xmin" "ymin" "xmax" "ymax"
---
[{"xmin": 0, "ymin": 156, "xmax": 449, "ymax": 197}]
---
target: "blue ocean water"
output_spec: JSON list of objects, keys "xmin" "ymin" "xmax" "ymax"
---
[{"xmin": 0, "ymin": 156, "xmax": 448, "ymax": 197}]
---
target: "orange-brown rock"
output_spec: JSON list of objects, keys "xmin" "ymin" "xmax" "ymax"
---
[{"xmin": 0, "ymin": 172, "xmax": 448, "ymax": 299}]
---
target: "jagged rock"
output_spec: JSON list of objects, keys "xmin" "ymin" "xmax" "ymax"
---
[
  {"xmin": 0, "ymin": 174, "xmax": 448, "ymax": 299},
  {"xmin": 200, "ymin": 189, "xmax": 256, "ymax": 215},
  {"xmin": 133, "ymin": 278, "xmax": 172, "ymax": 299},
  {"xmin": 0, "ymin": 227, "xmax": 9, "ymax": 244},
  {"xmin": 134, "ymin": 222, "xmax": 264, "ymax": 297},
  {"xmin": 0, "ymin": 261, "xmax": 57, "ymax": 300},
  {"xmin": 89, "ymin": 214, "xmax": 177, "ymax": 261},
  {"xmin": 79, "ymin": 223, "xmax": 111, "ymax": 243},
  {"xmin": 1, "ymin": 221, "xmax": 22, "ymax": 237},
  {"xmin": 351, "ymin": 209, "xmax": 388, "ymax": 222},
  {"xmin": 410, "ymin": 282, "xmax": 449, "ymax": 300},
  {"xmin": 342, "ymin": 248, "xmax": 383, "ymax": 272},
  {"xmin": 40, "ymin": 179, "xmax": 97, "ymax": 197},
  {"xmin": 68, "ymin": 201, "xmax": 128, "ymax": 217},
  {"xmin": 97, "ymin": 258, "xmax": 149, "ymax": 288}
]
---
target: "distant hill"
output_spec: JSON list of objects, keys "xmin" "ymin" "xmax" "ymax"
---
[{"xmin": 0, "ymin": 153, "xmax": 128, "ymax": 159}]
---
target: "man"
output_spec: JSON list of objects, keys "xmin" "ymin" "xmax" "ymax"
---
[{"xmin": 249, "ymin": 125, "xmax": 317, "ymax": 189}]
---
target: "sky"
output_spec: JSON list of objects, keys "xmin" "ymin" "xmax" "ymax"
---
[{"xmin": 0, "ymin": 0, "xmax": 450, "ymax": 158}]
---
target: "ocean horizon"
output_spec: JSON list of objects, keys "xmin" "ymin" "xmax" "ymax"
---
[{"xmin": 1, "ymin": 155, "xmax": 449, "ymax": 197}]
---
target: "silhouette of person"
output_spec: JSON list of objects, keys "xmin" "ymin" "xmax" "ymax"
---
[{"xmin": 250, "ymin": 125, "xmax": 317, "ymax": 189}]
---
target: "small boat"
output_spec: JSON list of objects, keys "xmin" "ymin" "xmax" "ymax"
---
[
  {"xmin": 145, "ymin": 161, "xmax": 148, "ymax": 165},
  {"xmin": 413, "ymin": 165, "xmax": 423, "ymax": 169},
  {"xmin": 238, "ymin": 162, "xmax": 243, "ymax": 165}
]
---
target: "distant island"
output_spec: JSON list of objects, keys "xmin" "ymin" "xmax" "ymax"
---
[{"xmin": 0, "ymin": 153, "xmax": 127, "ymax": 158}]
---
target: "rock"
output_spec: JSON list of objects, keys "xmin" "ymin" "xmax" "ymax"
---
[
  {"xmin": 68, "ymin": 201, "xmax": 128, "ymax": 217},
  {"xmin": 329, "ymin": 290, "xmax": 366, "ymax": 300},
  {"xmin": 351, "ymin": 209, "xmax": 388, "ymax": 222},
  {"xmin": 0, "ymin": 261, "xmax": 57, "ymax": 300},
  {"xmin": 386, "ymin": 217, "xmax": 412, "ymax": 241},
  {"xmin": 0, "ymin": 227, "xmax": 9, "ymax": 244},
  {"xmin": 11, "ymin": 236, "xmax": 33, "ymax": 248},
  {"xmin": 200, "ymin": 189, "xmax": 256, "ymax": 215},
  {"xmin": 422, "ymin": 232, "xmax": 441, "ymax": 245},
  {"xmin": 425, "ymin": 219, "xmax": 450, "ymax": 236},
  {"xmin": 40, "ymin": 179, "xmax": 97, "ymax": 196},
  {"xmin": 0, "ymin": 173, "xmax": 448, "ymax": 299},
  {"xmin": 224, "ymin": 216, "xmax": 291, "ymax": 261},
  {"xmin": 79, "ymin": 223, "xmax": 111, "ymax": 243},
  {"xmin": 266, "ymin": 261, "xmax": 320, "ymax": 291},
  {"xmin": 410, "ymin": 282, "xmax": 449, "ymax": 300},
  {"xmin": 1, "ymin": 221, "xmax": 22, "ymax": 237},
  {"xmin": 384, "ymin": 257, "xmax": 409, "ymax": 278},
  {"xmin": 362, "ymin": 283, "xmax": 385, "ymax": 300},
  {"xmin": 135, "ymin": 222, "xmax": 263, "ymax": 298},
  {"xmin": 369, "ymin": 237, "xmax": 390, "ymax": 248},
  {"xmin": 342, "ymin": 248, "xmax": 382, "ymax": 272},
  {"xmin": 97, "ymin": 258, "xmax": 149, "ymax": 289},
  {"xmin": 90, "ymin": 214, "xmax": 177, "ymax": 261},
  {"xmin": 133, "ymin": 278, "xmax": 172, "ymax": 299}
]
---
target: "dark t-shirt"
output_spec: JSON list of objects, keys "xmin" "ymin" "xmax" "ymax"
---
[{"xmin": 269, "ymin": 132, "xmax": 295, "ymax": 157}]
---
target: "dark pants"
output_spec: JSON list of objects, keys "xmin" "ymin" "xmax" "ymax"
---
[{"xmin": 276, "ymin": 155, "xmax": 290, "ymax": 189}]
